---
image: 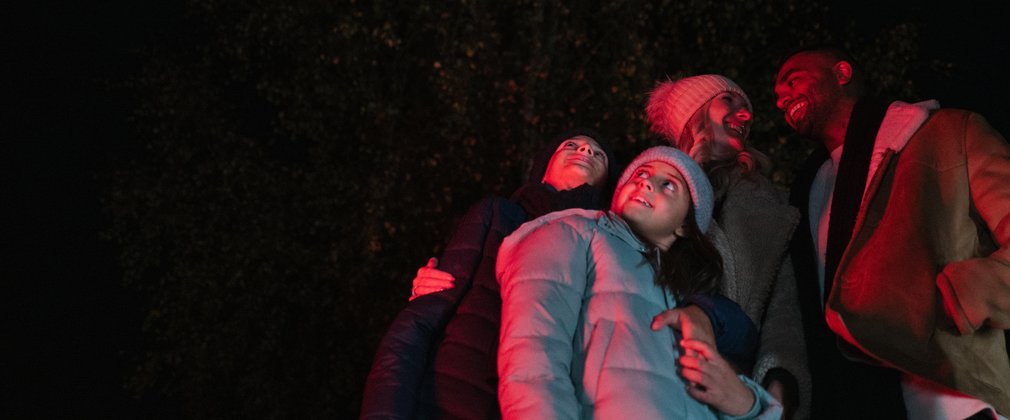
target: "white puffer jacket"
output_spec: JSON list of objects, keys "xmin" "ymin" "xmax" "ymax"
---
[{"xmin": 496, "ymin": 209, "xmax": 782, "ymax": 420}]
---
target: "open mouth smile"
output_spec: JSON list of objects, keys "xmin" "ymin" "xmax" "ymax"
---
[
  {"xmin": 786, "ymin": 100, "xmax": 807, "ymax": 127},
  {"xmin": 631, "ymin": 195, "xmax": 652, "ymax": 208},
  {"xmin": 568, "ymin": 155, "xmax": 595, "ymax": 166},
  {"xmin": 726, "ymin": 121, "xmax": 747, "ymax": 137}
]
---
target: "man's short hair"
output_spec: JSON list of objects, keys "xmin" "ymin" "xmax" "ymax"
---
[{"xmin": 780, "ymin": 44, "xmax": 866, "ymax": 96}]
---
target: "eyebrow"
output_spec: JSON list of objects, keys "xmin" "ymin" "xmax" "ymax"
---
[
  {"xmin": 776, "ymin": 68, "xmax": 798, "ymax": 85},
  {"xmin": 650, "ymin": 166, "xmax": 685, "ymax": 184},
  {"xmin": 663, "ymin": 172, "xmax": 685, "ymax": 184}
]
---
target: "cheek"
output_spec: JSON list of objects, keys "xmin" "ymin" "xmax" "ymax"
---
[
  {"xmin": 707, "ymin": 110, "xmax": 724, "ymax": 126},
  {"xmin": 611, "ymin": 185, "xmax": 629, "ymax": 208},
  {"xmin": 667, "ymin": 194, "xmax": 691, "ymax": 223},
  {"xmin": 548, "ymin": 151, "xmax": 566, "ymax": 167},
  {"xmin": 595, "ymin": 162, "xmax": 609, "ymax": 180},
  {"xmin": 710, "ymin": 101, "xmax": 732, "ymax": 119},
  {"xmin": 614, "ymin": 181, "xmax": 640, "ymax": 204},
  {"xmin": 541, "ymin": 151, "xmax": 567, "ymax": 181}
]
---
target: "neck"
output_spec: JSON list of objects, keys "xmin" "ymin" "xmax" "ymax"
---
[
  {"xmin": 819, "ymin": 98, "xmax": 856, "ymax": 152},
  {"xmin": 620, "ymin": 216, "xmax": 674, "ymax": 252},
  {"xmin": 647, "ymin": 233, "xmax": 674, "ymax": 252}
]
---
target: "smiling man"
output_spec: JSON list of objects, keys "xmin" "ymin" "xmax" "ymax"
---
[{"xmin": 776, "ymin": 47, "xmax": 1010, "ymax": 419}]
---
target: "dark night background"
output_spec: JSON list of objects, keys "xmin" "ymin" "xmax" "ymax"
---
[{"xmin": 11, "ymin": 1, "xmax": 1010, "ymax": 418}]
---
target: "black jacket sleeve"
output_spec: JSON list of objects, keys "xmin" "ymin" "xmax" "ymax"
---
[{"xmin": 359, "ymin": 197, "xmax": 498, "ymax": 419}]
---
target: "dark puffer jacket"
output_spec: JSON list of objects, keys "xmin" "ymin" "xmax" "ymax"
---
[
  {"xmin": 360, "ymin": 193, "xmax": 529, "ymax": 419},
  {"xmin": 361, "ymin": 127, "xmax": 615, "ymax": 420}
]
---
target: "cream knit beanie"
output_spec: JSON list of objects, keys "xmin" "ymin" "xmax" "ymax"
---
[{"xmin": 646, "ymin": 75, "xmax": 751, "ymax": 145}]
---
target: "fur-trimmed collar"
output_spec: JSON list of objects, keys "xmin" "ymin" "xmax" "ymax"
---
[
  {"xmin": 874, "ymin": 100, "xmax": 940, "ymax": 152},
  {"xmin": 864, "ymin": 100, "xmax": 940, "ymax": 197}
]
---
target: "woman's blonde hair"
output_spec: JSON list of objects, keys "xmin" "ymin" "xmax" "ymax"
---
[{"xmin": 677, "ymin": 98, "xmax": 771, "ymax": 201}]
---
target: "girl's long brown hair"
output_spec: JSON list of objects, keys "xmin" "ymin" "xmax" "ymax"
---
[{"xmin": 651, "ymin": 205, "xmax": 723, "ymax": 300}]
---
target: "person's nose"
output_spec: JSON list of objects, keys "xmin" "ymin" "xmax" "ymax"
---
[
  {"xmin": 637, "ymin": 177, "xmax": 653, "ymax": 191},
  {"xmin": 736, "ymin": 107, "xmax": 751, "ymax": 121},
  {"xmin": 775, "ymin": 87, "xmax": 789, "ymax": 111},
  {"xmin": 578, "ymin": 144, "xmax": 595, "ymax": 156}
]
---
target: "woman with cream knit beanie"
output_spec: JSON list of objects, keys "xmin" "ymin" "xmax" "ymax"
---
[{"xmin": 647, "ymin": 75, "xmax": 811, "ymax": 420}]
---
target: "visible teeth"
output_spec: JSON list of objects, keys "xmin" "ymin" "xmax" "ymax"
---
[
  {"xmin": 633, "ymin": 197, "xmax": 651, "ymax": 208},
  {"xmin": 789, "ymin": 102, "xmax": 806, "ymax": 121}
]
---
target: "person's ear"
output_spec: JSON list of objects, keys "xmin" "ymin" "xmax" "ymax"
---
[
  {"xmin": 833, "ymin": 61, "xmax": 853, "ymax": 86},
  {"xmin": 674, "ymin": 226, "xmax": 687, "ymax": 238}
]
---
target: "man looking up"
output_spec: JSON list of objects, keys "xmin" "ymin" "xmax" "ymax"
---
[{"xmin": 775, "ymin": 47, "xmax": 1010, "ymax": 419}]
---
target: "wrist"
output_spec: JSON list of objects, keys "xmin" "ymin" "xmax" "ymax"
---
[
  {"xmin": 722, "ymin": 380, "xmax": 757, "ymax": 417},
  {"xmin": 762, "ymin": 368, "xmax": 798, "ymax": 417}
]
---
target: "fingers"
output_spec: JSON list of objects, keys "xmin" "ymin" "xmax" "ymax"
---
[
  {"xmin": 680, "ymin": 338, "xmax": 716, "ymax": 360},
  {"xmin": 409, "ymin": 257, "xmax": 455, "ymax": 301},
  {"xmin": 413, "ymin": 266, "xmax": 455, "ymax": 295},
  {"xmin": 677, "ymin": 339, "xmax": 722, "ymax": 388},
  {"xmin": 416, "ymin": 267, "xmax": 455, "ymax": 282},
  {"xmin": 677, "ymin": 338, "xmax": 755, "ymax": 415},
  {"xmin": 651, "ymin": 307, "xmax": 714, "ymax": 349},
  {"xmin": 413, "ymin": 270, "xmax": 455, "ymax": 288},
  {"xmin": 651, "ymin": 309, "xmax": 681, "ymax": 331},
  {"xmin": 410, "ymin": 278, "xmax": 452, "ymax": 301},
  {"xmin": 679, "ymin": 353, "xmax": 724, "ymax": 407},
  {"xmin": 686, "ymin": 381, "xmax": 711, "ymax": 403}
]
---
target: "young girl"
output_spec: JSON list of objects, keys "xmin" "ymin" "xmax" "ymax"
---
[
  {"xmin": 647, "ymin": 75, "xmax": 809, "ymax": 418},
  {"xmin": 496, "ymin": 146, "xmax": 781, "ymax": 419}
]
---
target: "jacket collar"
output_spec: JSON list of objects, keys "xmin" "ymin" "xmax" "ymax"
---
[
  {"xmin": 874, "ymin": 100, "xmax": 940, "ymax": 154},
  {"xmin": 502, "ymin": 208, "xmax": 650, "ymax": 255},
  {"xmin": 862, "ymin": 99, "xmax": 939, "ymax": 199},
  {"xmin": 600, "ymin": 210, "xmax": 649, "ymax": 252}
]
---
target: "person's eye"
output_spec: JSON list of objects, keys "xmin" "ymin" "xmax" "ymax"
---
[
  {"xmin": 663, "ymin": 181, "xmax": 676, "ymax": 191},
  {"xmin": 564, "ymin": 141, "xmax": 578, "ymax": 148},
  {"xmin": 595, "ymin": 151, "xmax": 607, "ymax": 160},
  {"xmin": 635, "ymin": 170, "xmax": 648, "ymax": 178}
]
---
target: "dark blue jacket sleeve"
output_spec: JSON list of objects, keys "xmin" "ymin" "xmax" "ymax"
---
[
  {"xmin": 682, "ymin": 293, "xmax": 759, "ymax": 371},
  {"xmin": 359, "ymin": 198, "xmax": 497, "ymax": 419}
]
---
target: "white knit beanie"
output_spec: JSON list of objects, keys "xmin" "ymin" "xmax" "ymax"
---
[
  {"xmin": 646, "ymin": 74, "xmax": 751, "ymax": 146},
  {"xmin": 614, "ymin": 146, "xmax": 714, "ymax": 232}
]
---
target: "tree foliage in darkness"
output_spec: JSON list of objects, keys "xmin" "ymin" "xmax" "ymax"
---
[{"xmin": 102, "ymin": 0, "xmax": 924, "ymax": 417}]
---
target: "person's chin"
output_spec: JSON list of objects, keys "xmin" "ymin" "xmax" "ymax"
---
[
  {"xmin": 564, "ymin": 167, "xmax": 594, "ymax": 181},
  {"xmin": 790, "ymin": 118, "xmax": 813, "ymax": 136},
  {"xmin": 568, "ymin": 160, "xmax": 596, "ymax": 172},
  {"xmin": 556, "ymin": 180, "xmax": 589, "ymax": 192},
  {"xmin": 725, "ymin": 137, "xmax": 746, "ymax": 151},
  {"xmin": 617, "ymin": 201, "xmax": 650, "ymax": 218}
]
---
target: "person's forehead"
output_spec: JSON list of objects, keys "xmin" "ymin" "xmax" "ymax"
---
[
  {"xmin": 640, "ymin": 161, "xmax": 685, "ymax": 180},
  {"xmin": 562, "ymin": 135, "xmax": 600, "ymax": 147},
  {"xmin": 775, "ymin": 52, "xmax": 818, "ymax": 83},
  {"xmin": 716, "ymin": 91, "xmax": 750, "ymax": 106},
  {"xmin": 715, "ymin": 91, "xmax": 746, "ymax": 99}
]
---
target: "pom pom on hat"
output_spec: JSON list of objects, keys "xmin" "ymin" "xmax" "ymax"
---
[
  {"xmin": 646, "ymin": 75, "xmax": 751, "ymax": 145},
  {"xmin": 614, "ymin": 146, "xmax": 714, "ymax": 232}
]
